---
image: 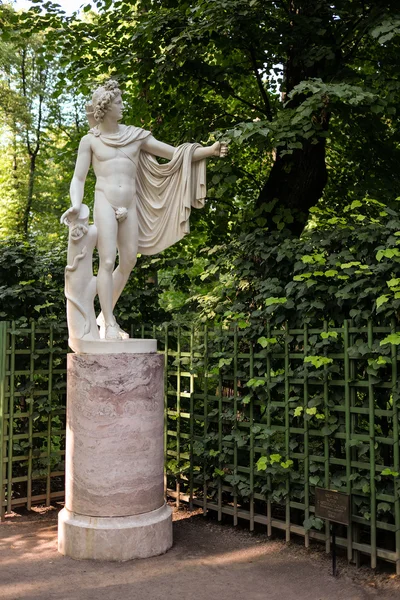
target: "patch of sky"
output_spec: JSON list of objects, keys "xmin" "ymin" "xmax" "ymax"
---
[{"xmin": 12, "ymin": 0, "xmax": 96, "ymax": 16}]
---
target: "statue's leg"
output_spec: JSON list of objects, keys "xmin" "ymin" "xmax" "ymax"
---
[
  {"xmin": 97, "ymin": 206, "xmax": 138, "ymax": 317},
  {"xmin": 96, "ymin": 207, "xmax": 138, "ymax": 337},
  {"xmin": 113, "ymin": 206, "xmax": 139, "ymax": 305},
  {"xmin": 93, "ymin": 192, "xmax": 118, "ymax": 328}
]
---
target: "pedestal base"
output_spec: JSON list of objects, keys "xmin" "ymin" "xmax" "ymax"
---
[
  {"xmin": 58, "ymin": 503, "xmax": 172, "ymax": 561},
  {"xmin": 68, "ymin": 337, "xmax": 157, "ymax": 354}
]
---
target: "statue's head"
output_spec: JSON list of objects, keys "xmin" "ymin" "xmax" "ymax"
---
[{"xmin": 91, "ymin": 79, "xmax": 122, "ymax": 123}]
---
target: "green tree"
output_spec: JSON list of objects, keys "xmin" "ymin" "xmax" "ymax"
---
[
  {"xmin": 0, "ymin": 33, "xmax": 51, "ymax": 234},
  {"xmin": 6, "ymin": 0, "xmax": 400, "ymax": 330},
  {"xmin": 14, "ymin": 0, "xmax": 400, "ymax": 235},
  {"xmin": 0, "ymin": 5, "xmax": 90, "ymax": 240}
]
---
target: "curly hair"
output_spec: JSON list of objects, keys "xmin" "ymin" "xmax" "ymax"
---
[{"xmin": 91, "ymin": 80, "xmax": 121, "ymax": 123}]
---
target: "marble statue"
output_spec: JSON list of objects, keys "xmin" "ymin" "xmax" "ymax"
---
[{"xmin": 61, "ymin": 79, "xmax": 227, "ymax": 350}]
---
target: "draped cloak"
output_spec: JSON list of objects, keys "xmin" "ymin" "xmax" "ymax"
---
[{"xmin": 89, "ymin": 125, "xmax": 207, "ymax": 256}]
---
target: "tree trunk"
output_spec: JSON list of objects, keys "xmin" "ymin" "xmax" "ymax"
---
[
  {"xmin": 255, "ymin": 0, "xmax": 335, "ymax": 236},
  {"xmin": 256, "ymin": 136, "xmax": 328, "ymax": 237},
  {"xmin": 12, "ymin": 125, "xmax": 18, "ymax": 177},
  {"xmin": 23, "ymin": 153, "xmax": 36, "ymax": 235}
]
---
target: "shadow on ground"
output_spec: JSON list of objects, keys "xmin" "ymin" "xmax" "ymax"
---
[{"xmin": 0, "ymin": 506, "xmax": 399, "ymax": 600}]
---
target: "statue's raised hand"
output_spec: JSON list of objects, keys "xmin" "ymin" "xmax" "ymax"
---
[
  {"xmin": 211, "ymin": 141, "xmax": 229, "ymax": 158},
  {"xmin": 60, "ymin": 206, "xmax": 80, "ymax": 226}
]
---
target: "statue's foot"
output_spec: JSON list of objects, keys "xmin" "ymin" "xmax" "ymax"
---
[
  {"xmin": 105, "ymin": 324, "xmax": 123, "ymax": 340},
  {"xmin": 97, "ymin": 312, "xmax": 129, "ymax": 340},
  {"xmin": 118, "ymin": 327, "xmax": 130, "ymax": 340}
]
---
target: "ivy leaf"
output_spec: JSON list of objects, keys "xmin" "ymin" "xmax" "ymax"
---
[
  {"xmin": 380, "ymin": 333, "xmax": 400, "ymax": 346},
  {"xmin": 376, "ymin": 295, "xmax": 390, "ymax": 308},
  {"xmin": 213, "ymin": 468, "xmax": 225, "ymax": 477},
  {"xmin": 320, "ymin": 331, "xmax": 338, "ymax": 339},
  {"xmin": 381, "ymin": 468, "xmax": 399, "ymax": 477},
  {"xmin": 256, "ymin": 456, "xmax": 268, "ymax": 471},
  {"xmin": 304, "ymin": 355, "xmax": 333, "ymax": 368},
  {"xmin": 377, "ymin": 502, "xmax": 392, "ymax": 512},
  {"xmin": 246, "ymin": 377, "xmax": 265, "ymax": 388},
  {"xmin": 269, "ymin": 453, "xmax": 282, "ymax": 464},
  {"xmin": 218, "ymin": 357, "xmax": 232, "ymax": 368},
  {"xmin": 376, "ymin": 248, "xmax": 400, "ymax": 261},
  {"xmin": 264, "ymin": 297, "xmax": 287, "ymax": 307},
  {"xmin": 257, "ymin": 336, "xmax": 278, "ymax": 347},
  {"xmin": 303, "ymin": 516, "xmax": 324, "ymax": 531},
  {"xmin": 209, "ymin": 449, "xmax": 220, "ymax": 457}
]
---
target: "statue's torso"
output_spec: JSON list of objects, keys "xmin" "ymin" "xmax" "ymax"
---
[{"xmin": 91, "ymin": 135, "xmax": 143, "ymax": 209}]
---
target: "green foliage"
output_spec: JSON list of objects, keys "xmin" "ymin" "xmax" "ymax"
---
[
  {"xmin": 371, "ymin": 16, "xmax": 400, "ymax": 44},
  {"xmin": 1, "ymin": 2, "xmax": 400, "ymax": 330},
  {"xmin": 304, "ymin": 356, "xmax": 333, "ymax": 369},
  {"xmin": 0, "ymin": 20, "xmax": 89, "ymax": 241},
  {"xmin": 160, "ymin": 314, "xmax": 400, "ymax": 541},
  {"xmin": 0, "ymin": 237, "xmax": 175, "ymax": 327},
  {"xmin": 7, "ymin": 0, "xmax": 400, "ymax": 235},
  {"xmin": 2, "ymin": 2, "xmax": 400, "ymax": 549},
  {"xmin": 192, "ymin": 198, "xmax": 400, "ymax": 330},
  {"xmin": 381, "ymin": 333, "xmax": 400, "ymax": 346},
  {"xmin": 381, "ymin": 468, "xmax": 399, "ymax": 477},
  {"xmin": 303, "ymin": 517, "xmax": 324, "ymax": 532},
  {"xmin": 160, "ymin": 198, "xmax": 400, "ymax": 527},
  {"xmin": 0, "ymin": 238, "xmax": 66, "ymax": 324}
]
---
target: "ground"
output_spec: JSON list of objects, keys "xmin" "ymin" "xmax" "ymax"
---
[{"xmin": 1, "ymin": 505, "xmax": 400, "ymax": 600}]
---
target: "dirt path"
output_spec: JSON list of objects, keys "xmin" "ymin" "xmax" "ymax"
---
[{"xmin": 1, "ymin": 506, "xmax": 399, "ymax": 600}]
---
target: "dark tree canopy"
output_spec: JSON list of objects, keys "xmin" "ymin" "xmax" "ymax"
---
[
  {"xmin": 8, "ymin": 0, "xmax": 400, "ymax": 237},
  {"xmin": 0, "ymin": 1, "xmax": 400, "ymax": 332}
]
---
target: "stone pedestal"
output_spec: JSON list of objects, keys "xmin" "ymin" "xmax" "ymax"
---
[{"xmin": 58, "ymin": 351, "xmax": 172, "ymax": 561}]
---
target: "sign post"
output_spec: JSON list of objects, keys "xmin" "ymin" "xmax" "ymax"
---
[{"xmin": 315, "ymin": 488, "xmax": 350, "ymax": 577}]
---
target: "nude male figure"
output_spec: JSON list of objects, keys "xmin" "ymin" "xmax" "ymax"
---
[{"xmin": 61, "ymin": 80, "xmax": 227, "ymax": 340}]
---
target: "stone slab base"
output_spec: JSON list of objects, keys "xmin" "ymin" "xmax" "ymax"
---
[
  {"xmin": 68, "ymin": 337, "xmax": 157, "ymax": 354},
  {"xmin": 58, "ymin": 503, "xmax": 172, "ymax": 561}
]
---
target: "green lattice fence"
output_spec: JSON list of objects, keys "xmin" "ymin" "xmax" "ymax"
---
[
  {"xmin": 156, "ymin": 321, "xmax": 400, "ymax": 573},
  {"xmin": 0, "ymin": 321, "xmax": 68, "ymax": 515},
  {"xmin": 1, "ymin": 320, "xmax": 400, "ymax": 572}
]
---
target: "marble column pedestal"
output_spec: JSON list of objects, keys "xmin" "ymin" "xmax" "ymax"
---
[{"xmin": 58, "ymin": 351, "xmax": 172, "ymax": 561}]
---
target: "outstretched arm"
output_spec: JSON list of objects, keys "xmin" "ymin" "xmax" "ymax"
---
[
  {"xmin": 141, "ymin": 135, "xmax": 228, "ymax": 161},
  {"xmin": 60, "ymin": 136, "xmax": 92, "ymax": 225}
]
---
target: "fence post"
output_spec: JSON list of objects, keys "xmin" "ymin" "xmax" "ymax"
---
[
  {"xmin": 343, "ymin": 319, "xmax": 353, "ymax": 562},
  {"xmin": 203, "ymin": 323, "xmax": 209, "ymax": 516},
  {"xmin": 391, "ymin": 319, "xmax": 400, "ymax": 575},
  {"xmin": 367, "ymin": 320, "xmax": 377, "ymax": 569},
  {"xmin": 284, "ymin": 322, "xmax": 291, "ymax": 542},
  {"xmin": 0, "ymin": 322, "xmax": 8, "ymax": 521},
  {"xmin": 164, "ymin": 323, "xmax": 169, "ymax": 498}
]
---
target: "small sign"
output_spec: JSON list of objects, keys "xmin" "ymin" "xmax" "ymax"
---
[{"xmin": 315, "ymin": 488, "xmax": 350, "ymax": 526}]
